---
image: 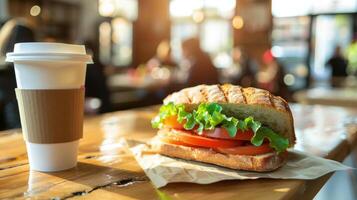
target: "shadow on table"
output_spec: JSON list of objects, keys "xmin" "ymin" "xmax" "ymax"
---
[{"xmin": 27, "ymin": 161, "xmax": 159, "ymax": 199}]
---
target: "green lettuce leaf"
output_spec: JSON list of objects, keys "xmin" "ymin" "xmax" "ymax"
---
[
  {"xmin": 151, "ymin": 102, "xmax": 177, "ymax": 129},
  {"xmin": 151, "ymin": 102, "xmax": 289, "ymax": 152},
  {"xmin": 251, "ymin": 126, "xmax": 289, "ymax": 153}
]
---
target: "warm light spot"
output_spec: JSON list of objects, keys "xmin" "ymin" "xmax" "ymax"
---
[
  {"xmin": 284, "ymin": 74, "xmax": 295, "ymax": 86},
  {"xmin": 30, "ymin": 5, "xmax": 41, "ymax": 17},
  {"xmin": 192, "ymin": 10, "xmax": 204, "ymax": 23},
  {"xmin": 99, "ymin": 22, "xmax": 111, "ymax": 46},
  {"xmin": 99, "ymin": 22, "xmax": 111, "ymax": 63},
  {"xmin": 232, "ymin": 16, "xmax": 244, "ymax": 29},
  {"xmin": 295, "ymin": 64, "xmax": 308, "ymax": 77},
  {"xmin": 157, "ymin": 40, "xmax": 170, "ymax": 60},
  {"xmin": 99, "ymin": 0, "xmax": 115, "ymax": 17},
  {"xmin": 274, "ymin": 187, "xmax": 291, "ymax": 192}
]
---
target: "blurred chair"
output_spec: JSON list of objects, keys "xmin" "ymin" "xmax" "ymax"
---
[{"xmin": 0, "ymin": 18, "xmax": 35, "ymax": 130}]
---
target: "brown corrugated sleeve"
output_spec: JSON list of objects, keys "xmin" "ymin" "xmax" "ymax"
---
[{"xmin": 15, "ymin": 88, "xmax": 84, "ymax": 143}]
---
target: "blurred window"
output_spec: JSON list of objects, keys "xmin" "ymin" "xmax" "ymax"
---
[
  {"xmin": 272, "ymin": 17, "xmax": 311, "ymax": 90},
  {"xmin": 111, "ymin": 18, "xmax": 132, "ymax": 66},
  {"xmin": 311, "ymin": 0, "xmax": 357, "ymax": 14},
  {"xmin": 170, "ymin": 0, "xmax": 203, "ymax": 17},
  {"xmin": 272, "ymin": 1, "xmax": 355, "ymax": 89},
  {"xmin": 272, "ymin": 0, "xmax": 310, "ymax": 17},
  {"xmin": 171, "ymin": 23, "xmax": 198, "ymax": 61},
  {"xmin": 99, "ymin": 0, "xmax": 138, "ymax": 20},
  {"xmin": 201, "ymin": 19, "xmax": 232, "ymax": 54},
  {"xmin": 312, "ymin": 15, "xmax": 352, "ymax": 80},
  {"xmin": 98, "ymin": 0, "xmax": 137, "ymax": 67},
  {"xmin": 272, "ymin": 0, "xmax": 357, "ymax": 17},
  {"xmin": 169, "ymin": 0, "xmax": 235, "ymax": 65},
  {"xmin": 204, "ymin": 0, "xmax": 236, "ymax": 19}
]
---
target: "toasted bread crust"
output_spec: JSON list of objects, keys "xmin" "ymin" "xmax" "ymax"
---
[
  {"xmin": 163, "ymin": 84, "xmax": 295, "ymax": 146},
  {"xmin": 151, "ymin": 138, "xmax": 288, "ymax": 172},
  {"xmin": 164, "ymin": 84, "xmax": 289, "ymax": 111}
]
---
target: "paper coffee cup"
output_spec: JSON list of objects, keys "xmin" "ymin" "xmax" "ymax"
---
[{"xmin": 6, "ymin": 42, "xmax": 92, "ymax": 172}]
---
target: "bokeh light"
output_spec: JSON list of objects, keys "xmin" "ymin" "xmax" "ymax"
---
[
  {"xmin": 232, "ymin": 16, "xmax": 244, "ymax": 29},
  {"xmin": 284, "ymin": 74, "xmax": 295, "ymax": 86},
  {"xmin": 30, "ymin": 5, "xmax": 41, "ymax": 17},
  {"xmin": 192, "ymin": 10, "xmax": 205, "ymax": 23}
]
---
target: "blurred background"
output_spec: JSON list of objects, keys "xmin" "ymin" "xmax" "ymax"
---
[
  {"xmin": 0, "ymin": 0, "xmax": 357, "ymax": 127},
  {"xmin": 0, "ymin": 0, "xmax": 357, "ymax": 199}
]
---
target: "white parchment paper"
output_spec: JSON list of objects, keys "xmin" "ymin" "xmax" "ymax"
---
[{"xmin": 127, "ymin": 141, "xmax": 351, "ymax": 188}]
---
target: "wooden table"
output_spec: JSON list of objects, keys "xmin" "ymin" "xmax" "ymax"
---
[
  {"xmin": 1, "ymin": 104, "xmax": 357, "ymax": 200},
  {"xmin": 293, "ymin": 87, "xmax": 357, "ymax": 107}
]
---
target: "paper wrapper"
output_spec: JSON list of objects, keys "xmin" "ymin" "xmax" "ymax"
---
[
  {"xmin": 127, "ymin": 140, "xmax": 351, "ymax": 188},
  {"xmin": 16, "ymin": 88, "xmax": 84, "ymax": 144}
]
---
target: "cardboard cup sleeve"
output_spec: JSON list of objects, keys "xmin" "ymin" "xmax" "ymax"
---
[{"xmin": 15, "ymin": 88, "xmax": 85, "ymax": 144}]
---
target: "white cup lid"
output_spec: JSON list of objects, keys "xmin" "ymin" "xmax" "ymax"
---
[{"xmin": 6, "ymin": 42, "xmax": 93, "ymax": 63}]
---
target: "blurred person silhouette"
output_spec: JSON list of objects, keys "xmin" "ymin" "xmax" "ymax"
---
[
  {"xmin": 326, "ymin": 46, "xmax": 348, "ymax": 87},
  {"xmin": 256, "ymin": 49, "xmax": 290, "ymax": 99},
  {"xmin": 84, "ymin": 40, "xmax": 112, "ymax": 114},
  {"xmin": 0, "ymin": 18, "xmax": 35, "ymax": 130},
  {"xmin": 181, "ymin": 38, "xmax": 219, "ymax": 86},
  {"xmin": 147, "ymin": 40, "xmax": 176, "ymax": 69}
]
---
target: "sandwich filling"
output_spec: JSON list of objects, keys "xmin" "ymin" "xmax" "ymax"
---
[{"xmin": 152, "ymin": 102, "xmax": 289, "ymax": 155}]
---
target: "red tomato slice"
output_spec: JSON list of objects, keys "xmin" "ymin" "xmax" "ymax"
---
[
  {"xmin": 164, "ymin": 116, "xmax": 184, "ymax": 130},
  {"xmin": 215, "ymin": 144, "xmax": 274, "ymax": 156},
  {"xmin": 199, "ymin": 128, "xmax": 254, "ymax": 141},
  {"xmin": 160, "ymin": 131, "xmax": 242, "ymax": 148}
]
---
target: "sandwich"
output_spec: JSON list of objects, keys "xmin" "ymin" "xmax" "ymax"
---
[{"xmin": 150, "ymin": 84, "xmax": 295, "ymax": 172}]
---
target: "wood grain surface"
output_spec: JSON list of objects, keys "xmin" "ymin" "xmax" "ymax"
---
[{"xmin": 0, "ymin": 104, "xmax": 356, "ymax": 200}]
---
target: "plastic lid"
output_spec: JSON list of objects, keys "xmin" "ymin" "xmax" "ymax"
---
[{"xmin": 6, "ymin": 42, "xmax": 93, "ymax": 63}]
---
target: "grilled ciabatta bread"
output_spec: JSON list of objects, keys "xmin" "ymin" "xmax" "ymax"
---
[
  {"xmin": 151, "ymin": 129, "xmax": 288, "ymax": 171},
  {"xmin": 163, "ymin": 84, "xmax": 295, "ymax": 147}
]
